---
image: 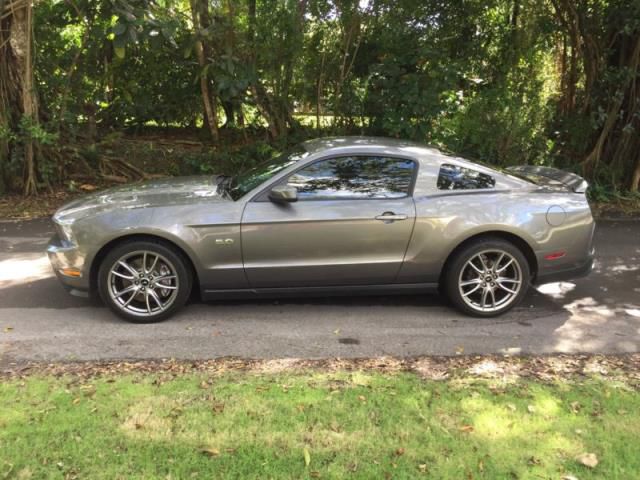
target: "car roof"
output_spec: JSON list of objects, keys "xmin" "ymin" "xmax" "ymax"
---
[
  {"xmin": 302, "ymin": 136, "xmax": 429, "ymax": 155},
  {"xmin": 300, "ymin": 136, "xmax": 533, "ymax": 191}
]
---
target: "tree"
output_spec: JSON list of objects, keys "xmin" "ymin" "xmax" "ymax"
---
[
  {"xmin": 552, "ymin": 0, "xmax": 640, "ymax": 190},
  {"xmin": 1, "ymin": 0, "xmax": 39, "ymax": 195},
  {"xmin": 190, "ymin": 0, "xmax": 219, "ymax": 142}
]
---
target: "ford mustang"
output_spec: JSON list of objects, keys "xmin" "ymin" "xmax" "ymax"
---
[{"xmin": 47, "ymin": 137, "xmax": 595, "ymax": 322}]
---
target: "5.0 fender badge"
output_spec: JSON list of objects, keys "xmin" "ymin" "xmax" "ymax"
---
[{"xmin": 215, "ymin": 238, "xmax": 234, "ymax": 245}]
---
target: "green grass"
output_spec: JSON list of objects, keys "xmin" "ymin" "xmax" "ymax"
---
[{"xmin": 1, "ymin": 370, "xmax": 638, "ymax": 479}]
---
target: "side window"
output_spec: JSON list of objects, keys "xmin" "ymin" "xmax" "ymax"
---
[
  {"xmin": 437, "ymin": 163, "xmax": 495, "ymax": 190},
  {"xmin": 286, "ymin": 156, "xmax": 415, "ymax": 200}
]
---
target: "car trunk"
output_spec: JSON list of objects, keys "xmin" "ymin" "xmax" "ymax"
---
[{"xmin": 506, "ymin": 165, "xmax": 588, "ymax": 193}]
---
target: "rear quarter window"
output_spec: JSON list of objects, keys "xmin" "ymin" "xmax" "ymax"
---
[{"xmin": 437, "ymin": 163, "xmax": 496, "ymax": 190}]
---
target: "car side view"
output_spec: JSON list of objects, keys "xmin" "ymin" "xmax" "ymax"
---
[{"xmin": 47, "ymin": 137, "xmax": 595, "ymax": 322}]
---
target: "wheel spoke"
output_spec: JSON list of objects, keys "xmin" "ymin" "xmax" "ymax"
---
[
  {"xmin": 118, "ymin": 260, "xmax": 139, "ymax": 277},
  {"xmin": 462, "ymin": 284, "xmax": 482, "ymax": 297},
  {"xmin": 148, "ymin": 255, "xmax": 159, "ymax": 274},
  {"xmin": 489, "ymin": 289, "xmax": 496, "ymax": 309},
  {"xmin": 494, "ymin": 253, "xmax": 505, "ymax": 271},
  {"xmin": 496, "ymin": 258, "xmax": 514, "ymax": 273},
  {"xmin": 468, "ymin": 259, "xmax": 484, "ymax": 274},
  {"xmin": 478, "ymin": 254, "xmax": 489, "ymax": 271},
  {"xmin": 497, "ymin": 282, "xmax": 518, "ymax": 294},
  {"xmin": 154, "ymin": 274, "xmax": 176, "ymax": 282},
  {"xmin": 148, "ymin": 289, "xmax": 164, "ymax": 311},
  {"xmin": 145, "ymin": 292, "xmax": 152, "ymax": 313},
  {"xmin": 460, "ymin": 278, "xmax": 482, "ymax": 287},
  {"xmin": 122, "ymin": 290, "xmax": 137, "ymax": 307},
  {"xmin": 497, "ymin": 277, "xmax": 521, "ymax": 284},
  {"xmin": 143, "ymin": 252, "xmax": 148, "ymax": 273},
  {"xmin": 114, "ymin": 285, "xmax": 137, "ymax": 299},
  {"xmin": 481, "ymin": 289, "xmax": 489, "ymax": 308},
  {"xmin": 157, "ymin": 284, "xmax": 177, "ymax": 290},
  {"xmin": 111, "ymin": 270, "xmax": 134, "ymax": 280}
]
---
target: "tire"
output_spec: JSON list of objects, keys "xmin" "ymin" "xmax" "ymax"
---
[
  {"xmin": 98, "ymin": 240, "xmax": 192, "ymax": 323},
  {"xmin": 443, "ymin": 237, "xmax": 530, "ymax": 317}
]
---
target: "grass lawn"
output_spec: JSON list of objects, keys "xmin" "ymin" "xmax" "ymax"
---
[{"xmin": 1, "ymin": 360, "xmax": 639, "ymax": 479}]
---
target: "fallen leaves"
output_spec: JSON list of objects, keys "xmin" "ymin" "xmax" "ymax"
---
[
  {"xmin": 0, "ymin": 190, "xmax": 77, "ymax": 220},
  {"xmin": 200, "ymin": 447, "xmax": 220, "ymax": 457},
  {"xmin": 3, "ymin": 327, "xmax": 13, "ymax": 333},
  {"xmin": 2, "ymin": 354, "xmax": 640, "ymax": 385},
  {"xmin": 570, "ymin": 401, "xmax": 582, "ymax": 413},
  {"xmin": 576, "ymin": 453, "xmax": 599, "ymax": 468},
  {"xmin": 459, "ymin": 425, "xmax": 475, "ymax": 433},
  {"xmin": 303, "ymin": 446, "xmax": 311, "ymax": 467}
]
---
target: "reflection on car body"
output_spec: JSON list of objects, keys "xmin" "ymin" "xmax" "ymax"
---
[{"xmin": 48, "ymin": 137, "xmax": 595, "ymax": 323}]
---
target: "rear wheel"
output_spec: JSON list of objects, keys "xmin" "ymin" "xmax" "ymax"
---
[
  {"xmin": 98, "ymin": 240, "xmax": 192, "ymax": 323},
  {"xmin": 444, "ymin": 238, "xmax": 530, "ymax": 317}
]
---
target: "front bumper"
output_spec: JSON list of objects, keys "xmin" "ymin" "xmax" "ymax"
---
[
  {"xmin": 534, "ymin": 248, "xmax": 595, "ymax": 284},
  {"xmin": 47, "ymin": 234, "xmax": 90, "ymax": 294}
]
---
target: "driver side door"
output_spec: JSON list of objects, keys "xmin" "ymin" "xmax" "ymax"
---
[{"xmin": 240, "ymin": 155, "xmax": 418, "ymax": 288}]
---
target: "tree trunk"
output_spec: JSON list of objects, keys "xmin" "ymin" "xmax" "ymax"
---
[
  {"xmin": 631, "ymin": 155, "xmax": 640, "ymax": 192},
  {"xmin": 581, "ymin": 35, "xmax": 640, "ymax": 175},
  {"xmin": 190, "ymin": 0, "xmax": 219, "ymax": 142},
  {"xmin": 246, "ymin": 0, "xmax": 282, "ymax": 139},
  {"xmin": 0, "ymin": 0, "xmax": 38, "ymax": 195},
  {"xmin": 20, "ymin": 1, "xmax": 37, "ymax": 195}
]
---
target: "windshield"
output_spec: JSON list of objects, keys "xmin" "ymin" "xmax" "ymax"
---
[{"xmin": 225, "ymin": 146, "xmax": 308, "ymax": 200}]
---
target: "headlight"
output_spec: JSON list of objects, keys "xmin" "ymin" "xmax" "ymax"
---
[{"xmin": 55, "ymin": 220, "xmax": 75, "ymax": 245}]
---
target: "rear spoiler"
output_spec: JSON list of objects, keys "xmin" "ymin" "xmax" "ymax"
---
[{"xmin": 506, "ymin": 165, "xmax": 588, "ymax": 193}]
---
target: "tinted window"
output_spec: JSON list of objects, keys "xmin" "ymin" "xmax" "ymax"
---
[
  {"xmin": 437, "ymin": 163, "xmax": 495, "ymax": 190},
  {"xmin": 228, "ymin": 146, "xmax": 308, "ymax": 200},
  {"xmin": 286, "ymin": 156, "xmax": 415, "ymax": 200}
]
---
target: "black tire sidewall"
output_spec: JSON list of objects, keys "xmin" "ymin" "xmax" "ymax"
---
[
  {"xmin": 98, "ymin": 240, "xmax": 192, "ymax": 323},
  {"xmin": 445, "ymin": 239, "xmax": 530, "ymax": 317}
]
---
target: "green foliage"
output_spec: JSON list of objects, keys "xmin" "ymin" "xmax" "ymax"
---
[
  {"xmin": 0, "ymin": 0, "xmax": 635, "ymax": 195},
  {"xmin": 0, "ymin": 125, "xmax": 17, "ymax": 143},
  {"xmin": 180, "ymin": 140, "xmax": 281, "ymax": 176},
  {"xmin": 18, "ymin": 117, "xmax": 58, "ymax": 146}
]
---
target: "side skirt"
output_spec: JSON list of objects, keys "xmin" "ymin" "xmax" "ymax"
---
[{"xmin": 201, "ymin": 283, "xmax": 439, "ymax": 301}]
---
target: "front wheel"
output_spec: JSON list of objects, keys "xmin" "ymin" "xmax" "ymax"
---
[
  {"xmin": 444, "ymin": 238, "xmax": 530, "ymax": 317},
  {"xmin": 98, "ymin": 240, "xmax": 192, "ymax": 323}
]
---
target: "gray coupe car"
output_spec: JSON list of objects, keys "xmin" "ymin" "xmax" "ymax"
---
[{"xmin": 48, "ymin": 137, "xmax": 595, "ymax": 322}]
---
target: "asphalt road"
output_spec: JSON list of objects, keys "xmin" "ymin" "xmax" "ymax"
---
[{"xmin": 1, "ymin": 217, "xmax": 639, "ymax": 365}]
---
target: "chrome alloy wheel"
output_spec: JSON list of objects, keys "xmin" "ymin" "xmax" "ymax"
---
[
  {"xmin": 107, "ymin": 250, "xmax": 179, "ymax": 317},
  {"xmin": 458, "ymin": 249, "xmax": 523, "ymax": 313}
]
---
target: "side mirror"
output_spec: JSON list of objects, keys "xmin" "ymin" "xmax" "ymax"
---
[{"xmin": 268, "ymin": 185, "xmax": 298, "ymax": 203}]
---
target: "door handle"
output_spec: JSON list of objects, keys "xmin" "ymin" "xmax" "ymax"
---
[{"xmin": 375, "ymin": 212, "xmax": 408, "ymax": 222}]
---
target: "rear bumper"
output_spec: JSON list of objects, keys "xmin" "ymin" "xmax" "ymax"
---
[
  {"xmin": 47, "ymin": 234, "xmax": 90, "ymax": 294},
  {"xmin": 534, "ymin": 248, "xmax": 595, "ymax": 284}
]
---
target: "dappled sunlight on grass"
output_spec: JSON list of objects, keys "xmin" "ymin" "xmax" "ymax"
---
[{"xmin": 1, "ymin": 371, "xmax": 639, "ymax": 479}]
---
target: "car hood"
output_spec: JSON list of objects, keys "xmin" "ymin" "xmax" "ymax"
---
[{"xmin": 53, "ymin": 175, "xmax": 228, "ymax": 224}]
